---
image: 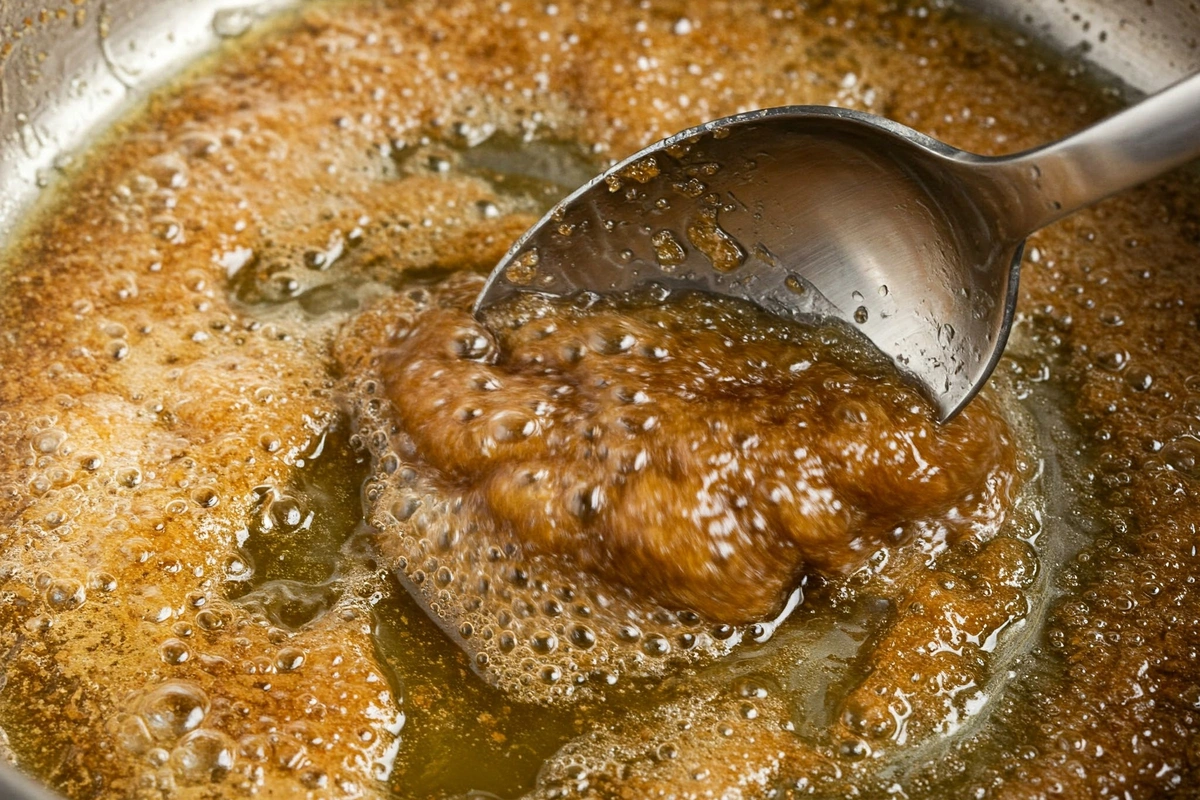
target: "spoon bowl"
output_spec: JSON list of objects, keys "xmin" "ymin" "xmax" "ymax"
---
[{"xmin": 476, "ymin": 75, "xmax": 1200, "ymax": 419}]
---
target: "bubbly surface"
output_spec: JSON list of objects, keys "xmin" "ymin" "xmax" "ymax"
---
[
  {"xmin": 366, "ymin": 280, "xmax": 1014, "ymax": 624},
  {"xmin": 0, "ymin": 0, "xmax": 1199, "ymax": 798}
]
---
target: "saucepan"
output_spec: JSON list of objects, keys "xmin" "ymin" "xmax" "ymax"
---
[{"xmin": 0, "ymin": 0, "xmax": 1197, "ymax": 798}]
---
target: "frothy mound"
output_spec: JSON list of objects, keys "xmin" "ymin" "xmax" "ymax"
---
[{"xmin": 337, "ymin": 273, "xmax": 1016, "ymax": 698}]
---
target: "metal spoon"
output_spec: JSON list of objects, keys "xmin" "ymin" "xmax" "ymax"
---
[{"xmin": 475, "ymin": 73, "xmax": 1200, "ymax": 421}]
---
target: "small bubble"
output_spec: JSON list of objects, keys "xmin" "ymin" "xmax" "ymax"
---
[
  {"xmin": 642, "ymin": 635, "xmax": 671, "ymax": 656},
  {"xmin": 192, "ymin": 488, "xmax": 219, "ymax": 508},
  {"xmin": 651, "ymin": 230, "xmax": 687, "ymax": 271},
  {"xmin": 160, "ymin": 639, "xmax": 190, "ymax": 665},
  {"xmin": 487, "ymin": 411, "xmax": 537, "ymax": 443},
  {"xmin": 118, "ymin": 467, "xmax": 143, "ymax": 487},
  {"xmin": 593, "ymin": 331, "xmax": 637, "ymax": 356},
  {"xmin": 170, "ymin": 729, "xmax": 235, "ymax": 784},
  {"xmin": 505, "ymin": 249, "xmax": 540, "ymax": 286},
  {"xmin": 89, "ymin": 572, "xmax": 118, "ymax": 593},
  {"xmin": 617, "ymin": 624, "xmax": 642, "ymax": 642},
  {"xmin": 111, "ymin": 713, "xmax": 154, "ymax": 755},
  {"xmin": 150, "ymin": 217, "xmax": 183, "ymax": 243},
  {"xmin": 531, "ymin": 630, "xmax": 559, "ymax": 654},
  {"xmin": 673, "ymin": 177, "xmax": 706, "ymax": 198},
  {"xmin": 121, "ymin": 538, "xmax": 154, "ymax": 564},
  {"xmin": 31, "ymin": 429, "xmax": 67, "ymax": 454},
  {"xmin": 784, "ymin": 274, "xmax": 806, "ymax": 295},
  {"xmin": 195, "ymin": 609, "xmax": 227, "ymax": 631},
  {"xmin": 839, "ymin": 738, "xmax": 872, "ymax": 760},
  {"xmin": 569, "ymin": 485, "xmax": 604, "ymax": 521},
  {"xmin": 1126, "ymin": 369, "xmax": 1153, "ymax": 392},
  {"xmin": 712, "ymin": 624, "xmax": 736, "ymax": 640},
  {"xmin": 455, "ymin": 406, "xmax": 483, "ymax": 423},
  {"xmin": 268, "ymin": 496, "xmax": 305, "ymax": 530},
  {"xmin": 1164, "ymin": 437, "xmax": 1200, "ymax": 479},
  {"xmin": 45, "ymin": 578, "xmax": 86, "ymax": 611},
  {"xmin": 275, "ymin": 647, "xmax": 305, "ymax": 672},
  {"xmin": 452, "ymin": 329, "xmax": 493, "ymax": 360},
  {"xmin": 212, "ymin": 7, "xmax": 255, "ymax": 38},
  {"xmin": 223, "ymin": 554, "xmax": 252, "ymax": 581},
  {"xmin": 1096, "ymin": 349, "xmax": 1128, "ymax": 371},
  {"xmin": 568, "ymin": 624, "xmax": 596, "ymax": 649},
  {"xmin": 392, "ymin": 498, "xmax": 420, "ymax": 522},
  {"xmin": 618, "ymin": 156, "xmax": 661, "ymax": 184},
  {"xmin": 138, "ymin": 681, "xmax": 210, "ymax": 741}
]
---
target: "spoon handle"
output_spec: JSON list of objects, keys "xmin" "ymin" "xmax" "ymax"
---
[{"xmin": 993, "ymin": 71, "xmax": 1200, "ymax": 236}]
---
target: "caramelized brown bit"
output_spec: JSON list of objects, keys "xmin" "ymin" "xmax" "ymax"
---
[{"xmin": 373, "ymin": 280, "xmax": 1016, "ymax": 624}]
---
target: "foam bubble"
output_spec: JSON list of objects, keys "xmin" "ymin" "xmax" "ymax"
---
[{"xmin": 339, "ymin": 274, "xmax": 1016, "ymax": 702}]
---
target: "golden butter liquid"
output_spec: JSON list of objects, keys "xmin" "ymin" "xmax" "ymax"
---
[{"xmin": 0, "ymin": 0, "xmax": 1197, "ymax": 798}]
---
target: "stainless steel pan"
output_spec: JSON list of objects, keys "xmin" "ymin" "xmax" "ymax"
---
[{"xmin": 0, "ymin": 0, "xmax": 1197, "ymax": 797}]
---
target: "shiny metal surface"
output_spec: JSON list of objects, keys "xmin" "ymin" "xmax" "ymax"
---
[
  {"xmin": 0, "ymin": 0, "xmax": 1198, "ymax": 797},
  {"xmin": 0, "ymin": 0, "xmax": 293, "ymax": 243},
  {"xmin": 475, "ymin": 73, "xmax": 1200, "ymax": 420},
  {"xmin": 0, "ymin": 763, "xmax": 60, "ymax": 800}
]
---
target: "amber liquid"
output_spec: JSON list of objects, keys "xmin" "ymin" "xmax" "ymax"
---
[{"xmin": 1, "ymin": 0, "xmax": 1197, "ymax": 797}]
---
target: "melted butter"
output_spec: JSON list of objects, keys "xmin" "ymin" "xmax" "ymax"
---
[
  {"xmin": 367, "ymin": 281, "xmax": 1015, "ymax": 626},
  {"xmin": 0, "ymin": 0, "xmax": 1198, "ymax": 797}
]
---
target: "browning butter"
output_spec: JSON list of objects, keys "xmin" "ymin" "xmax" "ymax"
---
[
  {"xmin": 371, "ymin": 280, "xmax": 1014, "ymax": 624},
  {"xmin": 0, "ymin": 0, "xmax": 1198, "ymax": 798}
]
